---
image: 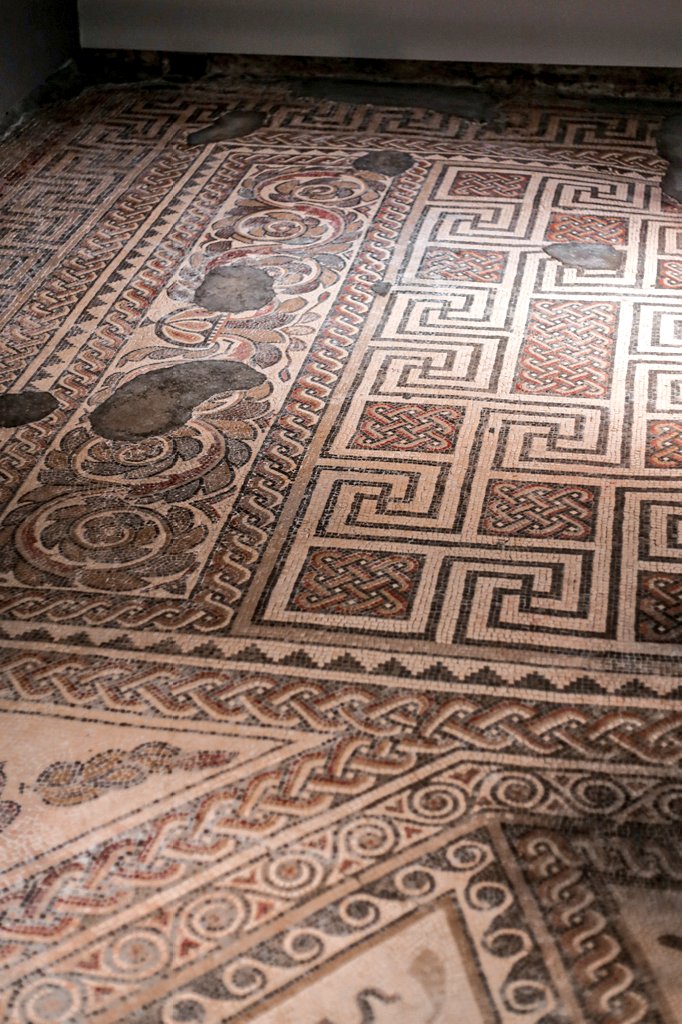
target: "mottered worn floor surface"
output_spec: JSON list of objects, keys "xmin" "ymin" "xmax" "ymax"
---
[{"xmin": 0, "ymin": 74, "xmax": 681, "ymax": 1023}]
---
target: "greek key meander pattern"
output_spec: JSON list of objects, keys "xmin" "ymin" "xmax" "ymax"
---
[{"xmin": 0, "ymin": 81, "xmax": 682, "ymax": 1023}]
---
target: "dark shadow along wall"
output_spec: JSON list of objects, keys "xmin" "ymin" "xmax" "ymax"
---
[{"xmin": 1, "ymin": 0, "xmax": 79, "ymax": 120}]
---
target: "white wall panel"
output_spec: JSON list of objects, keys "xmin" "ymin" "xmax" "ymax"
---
[{"xmin": 78, "ymin": 0, "xmax": 682, "ymax": 67}]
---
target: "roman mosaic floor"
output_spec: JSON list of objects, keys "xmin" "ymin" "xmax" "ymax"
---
[{"xmin": 0, "ymin": 72, "xmax": 681, "ymax": 1023}]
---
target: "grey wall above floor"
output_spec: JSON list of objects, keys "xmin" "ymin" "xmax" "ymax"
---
[
  {"xmin": 78, "ymin": 0, "xmax": 682, "ymax": 67},
  {"xmin": 2, "ymin": 0, "xmax": 79, "ymax": 120}
]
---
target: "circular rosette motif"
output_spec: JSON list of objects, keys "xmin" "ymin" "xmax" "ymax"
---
[
  {"xmin": 104, "ymin": 929, "xmax": 171, "ymax": 979},
  {"xmin": 280, "ymin": 928, "xmax": 325, "ymax": 963},
  {"xmin": 252, "ymin": 170, "xmax": 379, "ymax": 208},
  {"xmin": 263, "ymin": 852, "xmax": 326, "ymax": 895},
  {"xmin": 446, "ymin": 838, "xmax": 490, "ymax": 873},
  {"xmin": 221, "ymin": 961, "xmax": 267, "ymax": 998},
  {"xmin": 73, "ymin": 422, "xmax": 231, "ymax": 500},
  {"xmin": 407, "ymin": 781, "xmax": 469, "ymax": 823},
  {"xmin": 567, "ymin": 775, "xmax": 628, "ymax": 815},
  {"xmin": 392, "ymin": 865, "xmax": 437, "ymax": 899},
  {"xmin": 215, "ymin": 204, "xmax": 346, "ymax": 247},
  {"xmin": 339, "ymin": 816, "xmax": 399, "ymax": 860},
  {"xmin": 164, "ymin": 993, "xmax": 212, "ymax": 1023},
  {"xmin": 488, "ymin": 772, "xmax": 547, "ymax": 812},
  {"xmin": 13, "ymin": 493, "xmax": 207, "ymax": 592},
  {"xmin": 184, "ymin": 891, "xmax": 247, "ymax": 941},
  {"xmin": 17, "ymin": 977, "xmax": 84, "ymax": 1024},
  {"xmin": 654, "ymin": 786, "xmax": 682, "ymax": 821},
  {"xmin": 336, "ymin": 895, "xmax": 382, "ymax": 931},
  {"xmin": 502, "ymin": 977, "xmax": 553, "ymax": 1016}
]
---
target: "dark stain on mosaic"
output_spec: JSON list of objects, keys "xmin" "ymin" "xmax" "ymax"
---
[
  {"xmin": 353, "ymin": 150, "xmax": 414, "ymax": 177},
  {"xmin": 658, "ymin": 113, "xmax": 682, "ymax": 203},
  {"xmin": 187, "ymin": 111, "xmax": 267, "ymax": 146},
  {"xmin": 371, "ymin": 280, "xmax": 392, "ymax": 296},
  {"xmin": 194, "ymin": 264, "xmax": 275, "ymax": 313},
  {"xmin": 90, "ymin": 359, "xmax": 266, "ymax": 440},
  {"xmin": 293, "ymin": 79, "xmax": 496, "ymax": 120},
  {"xmin": 544, "ymin": 242, "xmax": 624, "ymax": 271},
  {"xmin": 0, "ymin": 390, "xmax": 58, "ymax": 427}
]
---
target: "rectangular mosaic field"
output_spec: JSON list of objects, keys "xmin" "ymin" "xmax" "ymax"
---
[{"xmin": 0, "ymin": 78, "xmax": 681, "ymax": 1024}]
